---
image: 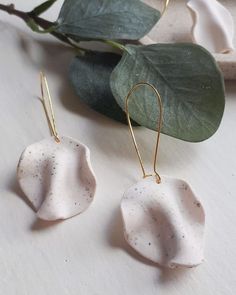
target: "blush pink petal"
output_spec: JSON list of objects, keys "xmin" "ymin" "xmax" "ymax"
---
[
  {"xmin": 17, "ymin": 136, "xmax": 96, "ymax": 221},
  {"xmin": 121, "ymin": 176, "xmax": 205, "ymax": 268}
]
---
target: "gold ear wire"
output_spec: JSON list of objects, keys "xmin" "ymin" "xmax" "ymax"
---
[
  {"xmin": 162, "ymin": 0, "xmax": 170, "ymax": 15},
  {"xmin": 125, "ymin": 82, "xmax": 163, "ymax": 184},
  {"xmin": 40, "ymin": 71, "xmax": 60, "ymax": 143}
]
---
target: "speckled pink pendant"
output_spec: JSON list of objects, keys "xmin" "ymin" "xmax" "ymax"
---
[
  {"xmin": 17, "ymin": 136, "xmax": 96, "ymax": 221},
  {"xmin": 121, "ymin": 82, "xmax": 205, "ymax": 269},
  {"xmin": 121, "ymin": 175, "xmax": 205, "ymax": 268}
]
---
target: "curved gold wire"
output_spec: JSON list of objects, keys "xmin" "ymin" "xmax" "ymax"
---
[
  {"xmin": 162, "ymin": 0, "xmax": 170, "ymax": 15},
  {"xmin": 40, "ymin": 72, "xmax": 60, "ymax": 143},
  {"xmin": 125, "ymin": 82, "xmax": 163, "ymax": 184}
]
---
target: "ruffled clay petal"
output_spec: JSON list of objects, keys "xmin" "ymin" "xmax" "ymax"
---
[
  {"xmin": 121, "ymin": 176, "xmax": 205, "ymax": 268},
  {"xmin": 187, "ymin": 0, "xmax": 235, "ymax": 53},
  {"xmin": 17, "ymin": 136, "xmax": 96, "ymax": 221}
]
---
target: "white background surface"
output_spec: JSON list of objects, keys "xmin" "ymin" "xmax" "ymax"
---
[{"xmin": 0, "ymin": 1, "xmax": 235, "ymax": 294}]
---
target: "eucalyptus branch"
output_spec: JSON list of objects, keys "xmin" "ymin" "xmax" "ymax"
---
[
  {"xmin": 0, "ymin": 3, "xmax": 127, "ymax": 54},
  {"xmin": 0, "ymin": 1, "xmax": 226, "ymax": 142},
  {"xmin": 0, "ymin": 3, "xmax": 86, "ymax": 53}
]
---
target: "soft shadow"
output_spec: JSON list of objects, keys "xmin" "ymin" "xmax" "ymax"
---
[
  {"xmin": 8, "ymin": 172, "xmax": 35, "ymax": 212},
  {"xmin": 225, "ymin": 80, "xmax": 236, "ymax": 97},
  {"xmin": 31, "ymin": 218, "xmax": 62, "ymax": 231},
  {"xmin": 107, "ymin": 207, "xmax": 190, "ymax": 283},
  {"xmin": 8, "ymin": 172, "xmax": 62, "ymax": 231},
  {"xmin": 158, "ymin": 265, "xmax": 190, "ymax": 284},
  {"xmin": 108, "ymin": 207, "xmax": 157, "ymax": 268}
]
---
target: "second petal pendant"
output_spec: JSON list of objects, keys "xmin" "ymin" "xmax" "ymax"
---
[
  {"xmin": 121, "ymin": 82, "xmax": 205, "ymax": 268},
  {"xmin": 17, "ymin": 72, "xmax": 96, "ymax": 221}
]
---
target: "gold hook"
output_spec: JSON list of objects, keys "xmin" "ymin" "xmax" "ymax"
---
[
  {"xmin": 40, "ymin": 71, "xmax": 60, "ymax": 143},
  {"xmin": 125, "ymin": 82, "xmax": 163, "ymax": 184},
  {"xmin": 162, "ymin": 0, "xmax": 170, "ymax": 15}
]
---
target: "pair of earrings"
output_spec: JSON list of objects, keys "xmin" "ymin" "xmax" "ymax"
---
[{"xmin": 17, "ymin": 75, "xmax": 205, "ymax": 269}]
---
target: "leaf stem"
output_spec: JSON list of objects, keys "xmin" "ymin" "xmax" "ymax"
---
[
  {"xmin": 0, "ymin": 3, "xmax": 87, "ymax": 53},
  {"xmin": 104, "ymin": 40, "xmax": 127, "ymax": 52}
]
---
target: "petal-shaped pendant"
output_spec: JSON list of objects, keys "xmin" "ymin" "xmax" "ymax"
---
[
  {"xmin": 187, "ymin": 0, "xmax": 235, "ymax": 53},
  {"xmin": 17, "ymin": 136, "xmax": 96, "ymax": 221},
  {"xmin": 121, "ymin": 176, "xmax": 205, "ymax": 268}
]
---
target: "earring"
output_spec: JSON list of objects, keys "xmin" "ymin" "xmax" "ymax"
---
[
  {"xmin": 17, "ymin": 72, "xmax": 96, "ymax": 221},
  {"xmin": 121, "ymin": 82, "xmax": 205, "ymax": 268}
]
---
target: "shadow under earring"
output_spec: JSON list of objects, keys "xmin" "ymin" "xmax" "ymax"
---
[
  {"xmin": 17, "ymin": 72, "xmax": 96, "ymax": 221},
  {"xmin": 121, "ymin": 82, "xmax": 205, "ymax": 268}
]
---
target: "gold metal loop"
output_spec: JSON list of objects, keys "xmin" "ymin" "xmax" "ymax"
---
[
  {"xmin": 40, "ymin": 72, "xmax": 60, "ymax": 143},
  {"xmin": 125, "ymin": 82, "xmax": 163, "ymax": 184}
]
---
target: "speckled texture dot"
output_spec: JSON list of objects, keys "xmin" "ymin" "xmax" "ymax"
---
[
  {"xmin": 17, "ymin": 136, "xmax": 96, "ymax": 221},
  {"xmin": 121, "ymin": 176, "xmax": 205, "ymax": 268}
]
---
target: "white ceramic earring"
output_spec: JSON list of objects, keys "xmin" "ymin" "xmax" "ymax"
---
[
  {"xmin": 121, "ymin": 82, "xmax": 205, "ymax": 268},
  {"xmin": 17, "ymin": 72, "xmax": 96, "ymax": 221},
  {"xmin": 187, "ymin": 0, "xmax": 235, "ymax": 53}
]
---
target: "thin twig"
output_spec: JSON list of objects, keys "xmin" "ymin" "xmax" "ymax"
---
[{"xmin": 0, "ymin": 3, "xmax": 86, "ymax": 52}]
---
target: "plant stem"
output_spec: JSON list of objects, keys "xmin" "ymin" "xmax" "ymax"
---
[
  {"xmin": 0, "ymin": 4, "xmax": 29, "ymax": 21},
  {"xmin": 104, "ymin": 40, "xmax": 127, "ymax": 52},
  {"xmin": 0, "ymin": 3, "xmax": 86, "ymax": 52}
]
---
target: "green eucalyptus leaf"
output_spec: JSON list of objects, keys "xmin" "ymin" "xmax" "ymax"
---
[
  {"xmin": 110, "ymin": 43, "xmax": 225, "ymax": 142},
  {"xmin": 30, "ymin": 0, "xmax": 58, "ymax": 16},
  {"xmin": 69, "ymin": 52, "xmax": 138, "ymax": 125},
  {"xmin": 56, "ymin": 0, "xmax": 160, "ymax": 40}
]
